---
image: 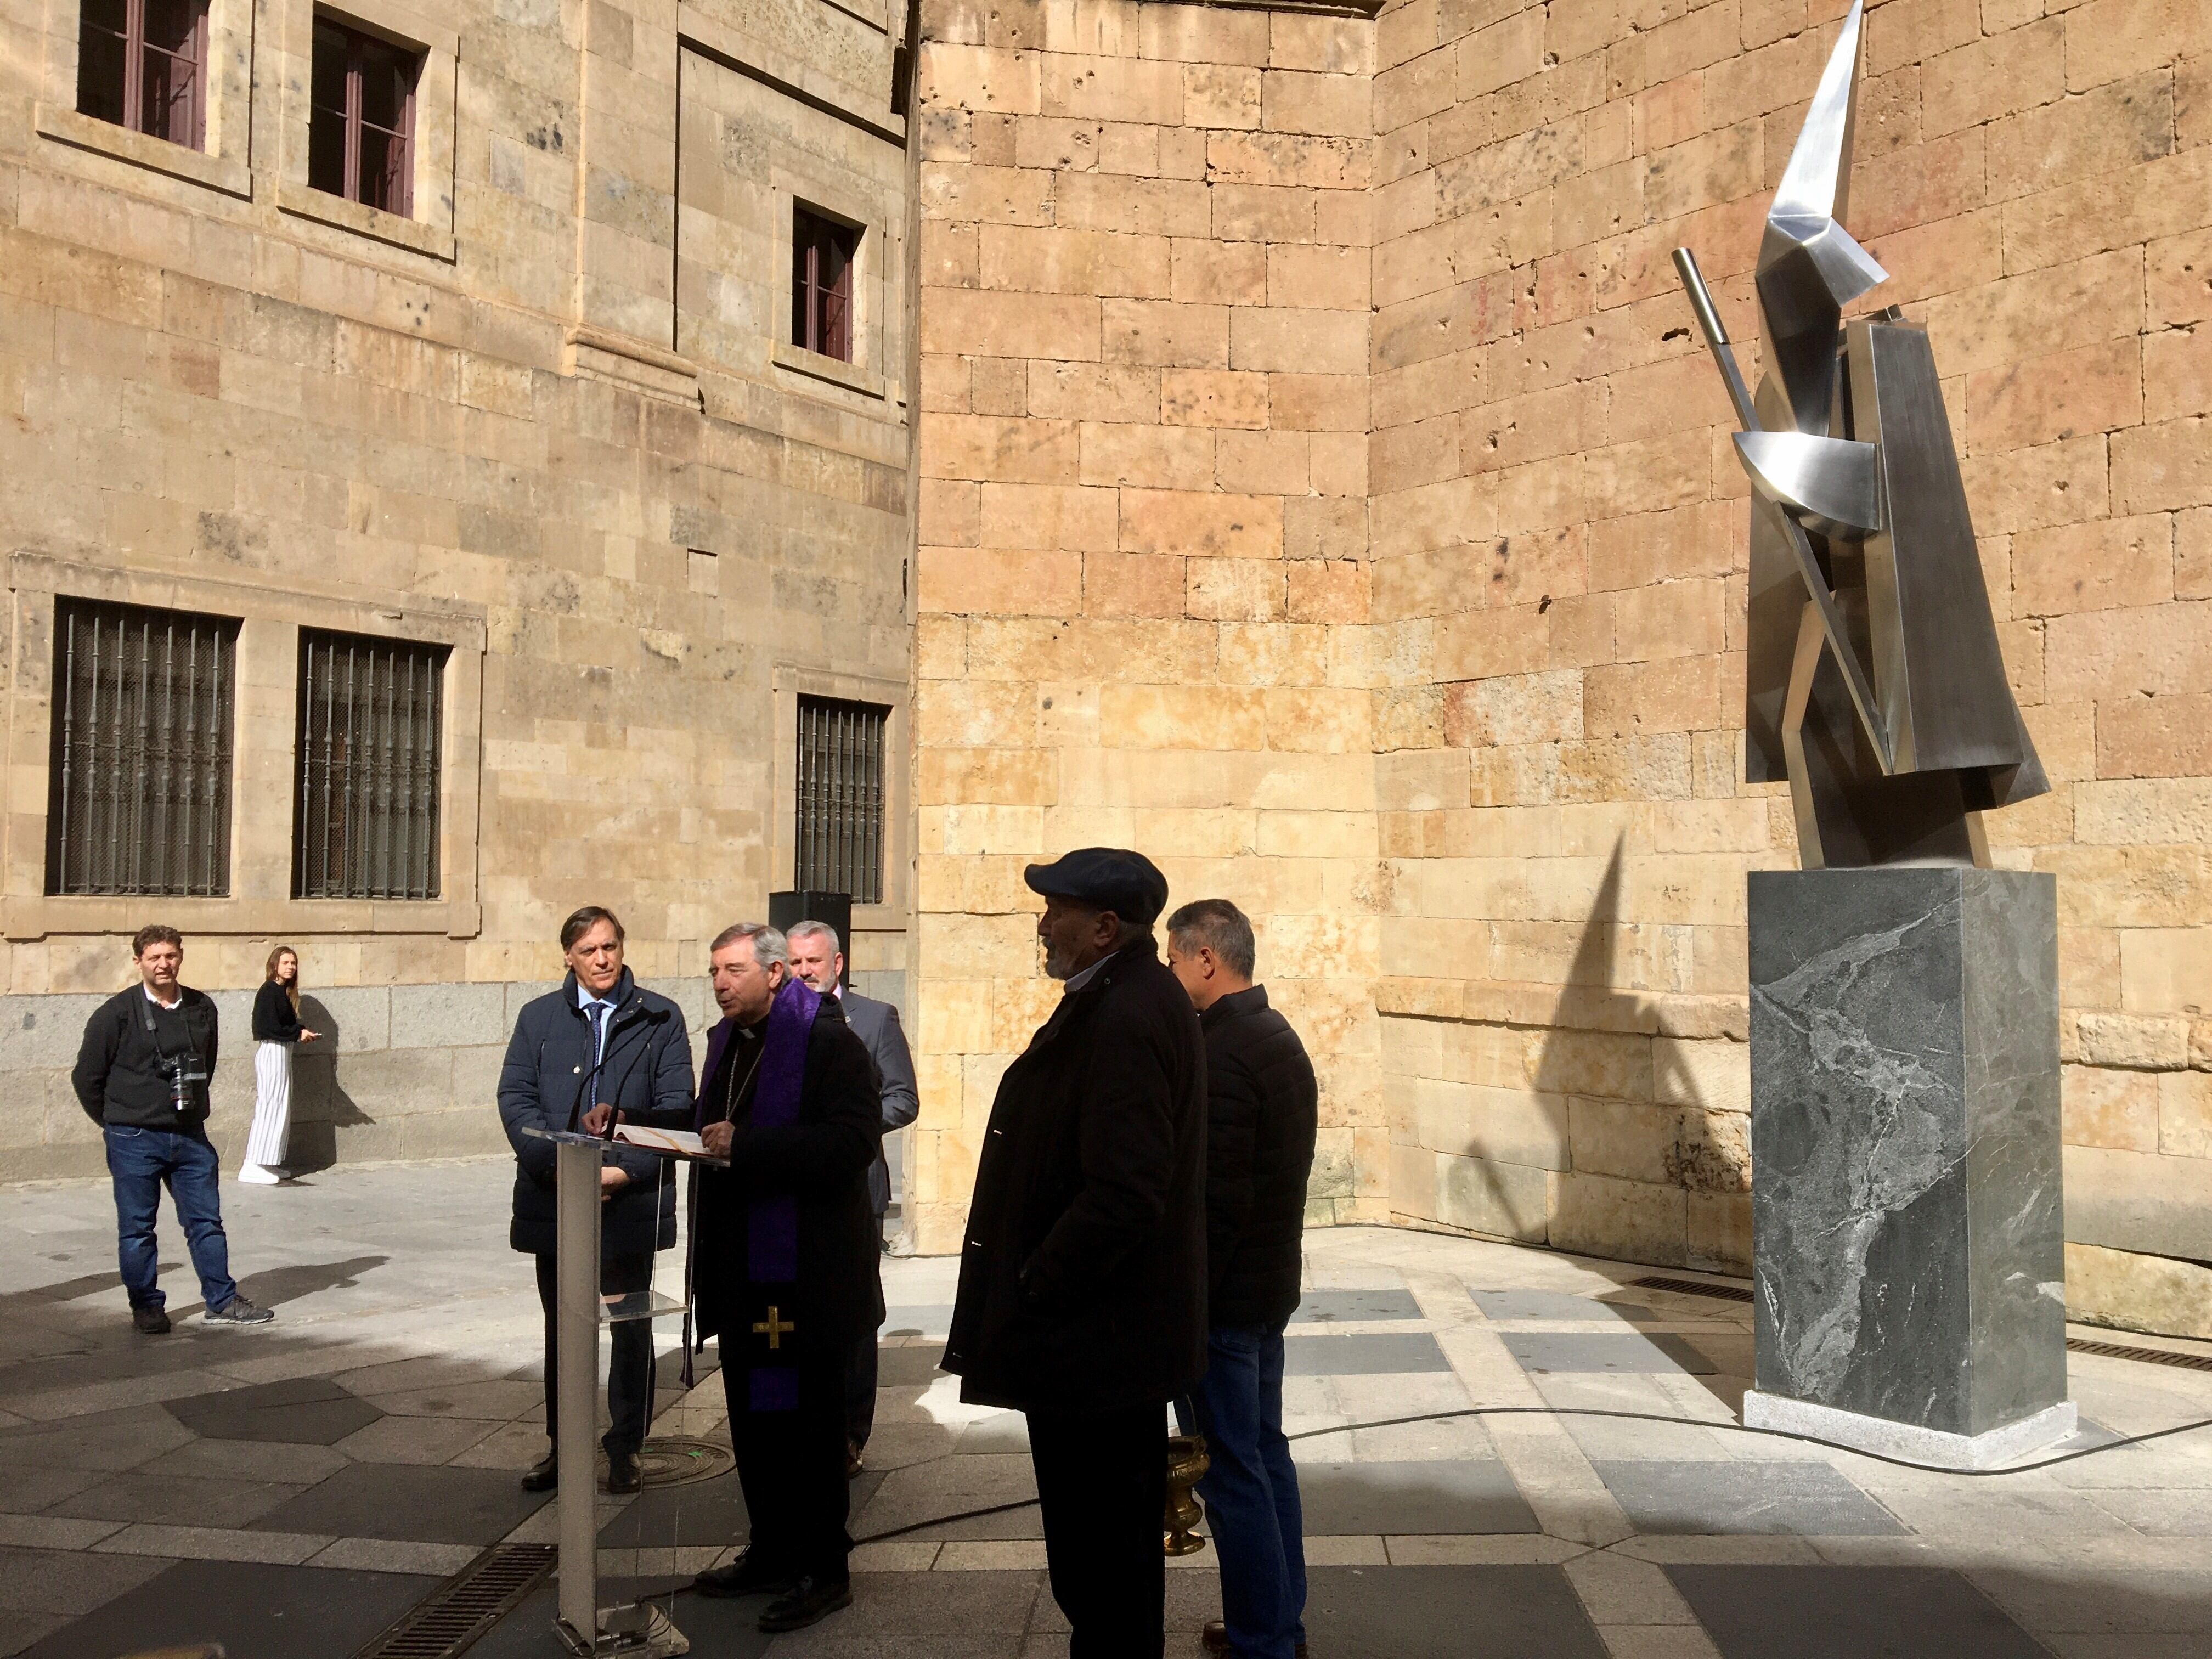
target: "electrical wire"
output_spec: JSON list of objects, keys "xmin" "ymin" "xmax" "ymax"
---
[{"xmin": 843, "ymin": 1401, "xmax": 2212, "ymax": 1547}]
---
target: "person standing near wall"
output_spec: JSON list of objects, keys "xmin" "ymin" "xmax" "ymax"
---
[
  {"xmin": 1166, "ymin": 899, "xmax": 1318, "ymax": 1659},
  {"xmin": 73, "ymin": 924, "xmax": 275, "ymax": 1334},
  {"xmin": 239, "ymin": 945, "xmax": 321, "ymax": 1184}
]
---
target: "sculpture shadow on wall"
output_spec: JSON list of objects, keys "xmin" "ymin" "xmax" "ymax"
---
[{"xmin": 283, "ymin": 995, "xmax": 375, "ymax": 1175}]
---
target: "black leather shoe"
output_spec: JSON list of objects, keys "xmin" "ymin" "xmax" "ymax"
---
[
  {"xmin": 758, "ymin": 1573, "xmax": 851, "ymax": 1633},
  {"xmin": 132, "ymin": 1305, "xmax": 171, "ymax": 1335},
  {"xmin": 606, "ymin": 1451, "xmax": 641, "ymax": 1494},
  {"xmin": 693, "ymin": 1550, "xmax": 793, "ymax": 1599},
  {"xmin": 520, "ymin": 1453, "xmax": 557, "ymax": 1492}
]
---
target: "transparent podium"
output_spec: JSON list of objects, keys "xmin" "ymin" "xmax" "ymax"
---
[{"xmin": 523, "ymin": 1128, "xmax": 715, "ymax": 1658}]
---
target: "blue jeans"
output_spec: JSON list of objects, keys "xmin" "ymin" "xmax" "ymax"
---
[
  {"xmin": 1181, "ymin": 1323, "xmax": 1307, "ymax": 1659},
  {"xmin": 105, "ymin": 1124, "xmax": 237, "ymax": 1313}
]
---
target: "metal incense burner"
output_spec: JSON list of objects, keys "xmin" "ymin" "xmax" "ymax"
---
[{"xmin": 1164, "ymin": 1432, "xmax": 1211, "ymax": 1556}]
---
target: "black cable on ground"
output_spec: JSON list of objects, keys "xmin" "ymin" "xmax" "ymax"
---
[{"xmin": 840, "ymin": 1402, "xmax": 2212, "ymax": 1548}]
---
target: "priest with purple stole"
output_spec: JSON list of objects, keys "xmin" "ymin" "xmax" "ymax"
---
[{"xmin": 597, "ymin": 920, "xmax": 881, "ymax": 1634}]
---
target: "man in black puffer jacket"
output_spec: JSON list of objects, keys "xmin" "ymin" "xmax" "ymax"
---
[
  {"xmin": 1166, "ymin": 898, "xmax": 1318, "ymax": 1659},
  {"xmin": 497, "ymin": 906, "xmax": 694, "ymax": 1496}
]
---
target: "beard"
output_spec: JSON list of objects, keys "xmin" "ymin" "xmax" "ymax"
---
[{"xmin": 1041, "ymin": 935, "xmax": 1077, "ymax": 980}]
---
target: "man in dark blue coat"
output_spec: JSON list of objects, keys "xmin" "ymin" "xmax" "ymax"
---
[{"xmin": 497, "ymin": 905, "xmax": 694, "ymax": 1495}]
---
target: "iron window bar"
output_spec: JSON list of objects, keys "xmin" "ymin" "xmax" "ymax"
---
[
  {"xmin": 294, "ymin": 629, "xmax": 447, "ymax": 900},
  {"xmin": 795, "ymin": 695, "xmax": 887, "ymax": 905}
]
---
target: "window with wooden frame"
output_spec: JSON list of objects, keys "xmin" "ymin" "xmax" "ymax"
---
[
  {"xmin": 76, "ymin": 0, "xmax": 209, "ymax": 149},
  {"xmin": 791, "ymin": 205, "xmax": 859, "ymax": 363},
  {"xmin": 308, "ymin": 13, "xmax": 420, "ymax": 217}
]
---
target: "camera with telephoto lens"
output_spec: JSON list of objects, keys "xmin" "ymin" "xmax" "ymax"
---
[{"xmin": 160, "ymin": 1054, "xmax": 208, "ymax": 1110}]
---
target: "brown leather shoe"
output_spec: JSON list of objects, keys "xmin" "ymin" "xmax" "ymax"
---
[{"xmin": 1201, "ymin": 1622, "xmax": 1307, "ymax": 1658}]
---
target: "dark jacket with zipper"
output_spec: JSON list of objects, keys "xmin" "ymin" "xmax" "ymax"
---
[
  {"xmin": 72, "ymin": 984, "xmax": 219, "ymax": 1130},
  {"xmin": 944, "ymin": 934, "xmax": 1207, "ymax": 1414},
  {"xmin": 1199, "ymin": 984, "xmax": 1318, "ymax": 1330},
  {"xmin": 251, "ymin": 979, "xmax": 304, "ymax": 1043},
  {"xmin": 497, "ymin": 969, "xmax": 695, "ymax": 1259}
]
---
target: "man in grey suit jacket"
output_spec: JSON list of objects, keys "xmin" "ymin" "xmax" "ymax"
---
[{"xmin": 787, "ymin": 920, "xmax": 920, "ymax": 1472}]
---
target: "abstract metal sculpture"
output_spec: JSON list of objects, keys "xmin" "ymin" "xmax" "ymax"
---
[{"xmin": 1672, "ymin": 0, "xmax": 2045, "ymax": 869}]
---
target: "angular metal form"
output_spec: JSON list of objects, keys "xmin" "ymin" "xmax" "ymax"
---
[{"xmin": 1672, "ymin": 0, "xmax": 2045, "ymax": 870}]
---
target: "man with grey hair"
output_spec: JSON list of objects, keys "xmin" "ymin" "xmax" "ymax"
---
[
  {"xmin": 785, "ymin": 919, "xmax": 919, "ymax": 1475},
  {"xmin": 597, "ymin": 921, "xmax": 881, "ymax": 1634},
  {"xmin": 1165, "ymin": 898, "xmax": 1317, "ymax": 1659}
]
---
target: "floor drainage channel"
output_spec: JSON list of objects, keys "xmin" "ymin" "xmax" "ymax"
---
[
  {"xmin": 1628, "ymin": 1274, "xmax": 1754, "ymax": 1304},
  {"xmin": 353, "ymin": 1541, "xmax": 556, "ymax": 1659}
]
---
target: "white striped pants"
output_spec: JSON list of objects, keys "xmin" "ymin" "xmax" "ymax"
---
[{"xmin": 244, "ymin": 1041, "xmax": 293, "ymax": 1171}]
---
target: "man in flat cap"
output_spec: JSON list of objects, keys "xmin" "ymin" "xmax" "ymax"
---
[{"xmin": 944, "ymin": 848, "xmax": 1207, "ymax": 1658}]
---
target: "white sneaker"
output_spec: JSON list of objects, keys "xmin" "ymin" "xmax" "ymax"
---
[{"xmin": 237, "ymin": 1164, "xmax": 281, "ymax": 1184}]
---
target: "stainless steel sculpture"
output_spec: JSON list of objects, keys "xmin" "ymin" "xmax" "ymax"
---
[{"xmin": 1672, "ymin": 0, "xmax": 2045, "ymax": 868}]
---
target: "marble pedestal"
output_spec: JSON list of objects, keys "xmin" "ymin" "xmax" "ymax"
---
[{"xmin": 1742, "ymin": 867, "xmax": 2070, "ymax": 1469}]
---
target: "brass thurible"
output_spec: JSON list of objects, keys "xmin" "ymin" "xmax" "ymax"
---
[{"xmin": 1164, "ymin": 1432, "xmax": 1210, "ymax": 1556}]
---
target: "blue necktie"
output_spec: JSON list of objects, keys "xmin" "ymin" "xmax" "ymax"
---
[{"xmin": 588, "ymin": 1002, "xmax": 609, "ymax": 1104}]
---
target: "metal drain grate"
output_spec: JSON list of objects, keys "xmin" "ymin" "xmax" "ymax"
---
[
  {"xmin": 637, "ymin": 1435, "xmax": 735, "ymax": 1487},
  {"xmin": 1628, "ymin": 1274, "xmax": 1755, "ymax": 1304},
  {"xmin": 352, "ymin": 1542, "xmax": 555, "ymax": 1658},
  {"xmin": 2068, "ymin": 1336, "xmax": 2212, "ymax": 1372}
]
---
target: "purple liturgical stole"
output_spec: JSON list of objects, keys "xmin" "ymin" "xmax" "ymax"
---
[{"xmin": 693, "ymin": 976, "xmax": 819, "ymax": 1413}]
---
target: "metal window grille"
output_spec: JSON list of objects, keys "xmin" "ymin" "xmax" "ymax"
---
[
  {"xmin": 294, "ymin": 630, "xmax": 447, "ymax": 900},
  {"xmin": 47, "ymin": 598, "xmax": 238, "ymax": 897},
  {"xmin": 795, "ymin": 696, "xmax": 888, "ymax": 906}
]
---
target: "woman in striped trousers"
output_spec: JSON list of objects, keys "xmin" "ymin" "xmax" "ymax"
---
[{"xmin": 240, "ymin": 946, "xmax": 320, "ymax": 1184}]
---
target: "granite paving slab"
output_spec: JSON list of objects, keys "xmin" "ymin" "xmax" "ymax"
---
[
  {"xmin": 1301, "ymin": 1564, "xmax": 1609, "ymax": 1658},
  {"xmin": 48, "ymin": 1470, "xmax": 304, "ymax": 1530},
  {"xmin": 1593, "ymin": 1460, "xmax": 1906, "ymax": 1536},
  {"xmin": 471, "ymin": 1580, "xmax": 774, "ymax": 1659},
  {"xmin": 880, "ymin": 1344, "xmax": 949, "ymax": 1389},
  {"xmin": 0, "ymin": 1544, "xmax": 172, "ymax": 1617},
  {"xmin": 1668, "ymin": 1564, "xmax": 2052, "ymax": 1657},
  {"xmin": 1296, "ymin": 1288, "xmax": 1426, "ymax": 1323},
  {"xmin": 1471, "ymin": 1289, "xmax": 1657, "ymax": 1323},
  {"xmin": 249, "ymin": 1460, "xmax": 552, "ymax": 1545},
  {"xmin": 1283, "ymin": 1333, "xmax": 1452, "ymax": 1376},
  {"xmin": 1293, "ymin": 1458, "xmax": 1540, "ymax": 1535},
  {"xmin": 17, "ymin": 1559, "xmax": 441, "ymax": 1659},
  {"xmin": 856, "ymin": 1452, "xmax": 1043, "ymax": 1540},
  {"xmin": 1502, "ymin": 1332, "xmax": 1717, "ymax": 1375},
  {"xmin": 883, "ymin": 1304, "xmax": 954, "ymax": 1337},
  {"xmin": 163, "ymin": 1375, "xmax": 386, "ymax": 1443}
]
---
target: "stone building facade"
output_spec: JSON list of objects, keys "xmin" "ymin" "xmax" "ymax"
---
[
  {"xmin": 0, "ymin": 0, "xmax": 917, "ymax": 1176},
  {"xmin": 9, "ymin": 0, "xmax": 2212, "ymax": 1335}
]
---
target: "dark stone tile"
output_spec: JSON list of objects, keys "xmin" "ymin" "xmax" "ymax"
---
[
  {"xmin": 878, "ymin": 1344, "xmax": 946, "ymax": 1388},
  {"xmin": 0, "ymin": 1545, "xmax": 171, "ymax": 1617},
  {"xmin": 1295, "ymin": 1459, "xmax": 1539, "ymax": 1535},
  {"xmin": 1302, "ymin": 1565, "xmax": 1609, "ymax": 1658},
  {"xmin": 49, "ymin": 1471, "xmax": 302, "ymax": 1528},
  {"xmin": 163, "ymin": 1376, "xmax": 385, "ymax": 1444},
  {"xmin": 1593, "ymin": 1460, "xmax": 1904, "ymax": 1536},
  {"xmin": 19, "ymin": 1559, "xmax": 440, "ymax": 1659},
  {"xmin": 250, "ymin": 1461, "xmax": 551, "ymax": 1545},
  {"xmin": 1668, "ymin": 1564, "xmax": 2052, "ymax": 1658},
  {"xmin": 1295, "ymin": 1289, "xmax": 1425, "ymax": 1323},
  {"xmin": 854, "ymin": 1453, "xmax": 1042, "ymax": 1541},
  {"xmin": 601, "ymin": 1465, "xmax": 751, "ymax": 1549},
  {"xmin": 1471, "ymin": 1289, "xmax": 1655, "ymax": 1323},
  {"xmin": 1282, "ymin": 1333, "xmax": 1451, "ymax": 1376},
  {"xmin": 1500, "ymin": 1332, "xmax": 1715, "ymax": 1375}
]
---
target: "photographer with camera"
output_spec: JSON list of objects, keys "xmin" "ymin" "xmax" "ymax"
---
[{"xmin": 73, "ymin": 924, "xmax": 273, "ymax": 1334}]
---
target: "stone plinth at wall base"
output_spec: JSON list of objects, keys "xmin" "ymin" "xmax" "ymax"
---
[
  {"xmin": 1750, "ymin": 867, "xmax": 2067, "ymax": 1440},
  {"xmin": 1742, "ymin": 1391, "xmax": 2078, "ymax": 1471}
]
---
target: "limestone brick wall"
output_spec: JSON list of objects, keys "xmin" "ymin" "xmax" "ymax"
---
[
  {"xmin": 906, "ymin": 0, "xmax": 1381, "ymax": 1251},
  {"xmin": 0, "ymin": 0, "xmax": 916, "ymax": 1179},
  {"xmin": 1367, "ymin": 0, "xmax": 2212, "ymax": 1322}
]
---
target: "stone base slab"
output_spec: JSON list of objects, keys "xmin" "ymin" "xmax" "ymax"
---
[{"xmin": 1742, "ymin": 1389, "xmax": 2078, "ymax": 1470}]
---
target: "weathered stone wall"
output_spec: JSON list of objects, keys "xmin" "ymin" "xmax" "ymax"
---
[
  {"xmin": 0, "ymin": 0, "xmax": 916, "ymax": 1178},
  {"xmin": 1367, "ymin": 0, "xmax": 2212, "ymax": 1313},
  {"xmin": 906, "ymin": 0, "xmax": 1381, "ymax": 1251}
]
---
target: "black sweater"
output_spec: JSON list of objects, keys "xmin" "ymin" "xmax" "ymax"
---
[
  {"xmin": 1199, "ymin": 984, "xmax": 1318, "ymax": 1330},
  {"xmin": 251, "ymin": 979, "xmax": 304, "ymax": 1042},
  {"xmin": 73, "ymin": 985, "xmax": 220, "ymax": 1130}
]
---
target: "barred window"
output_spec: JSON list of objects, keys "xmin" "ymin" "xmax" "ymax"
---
[
  {"xmin": 294, "ymin": 630, "xmax": 447, "ymax": 900},
  {"xmin": 795, "ymin": 696, "xmax": 888, "ymax": 906},
  {"xmin": 47, "ymin": 598, "xmax": 238, "ymax": 897}
]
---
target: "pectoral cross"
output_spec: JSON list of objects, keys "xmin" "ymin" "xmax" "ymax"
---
[{"xmin": 752, "ymin": 1306, "xmax": 795, "ymax": 1349}]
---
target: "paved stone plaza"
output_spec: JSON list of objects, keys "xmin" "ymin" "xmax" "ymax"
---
[{"xmin": 5, "ymin": 1159, "xmax": 2212, "ymax": 1658}]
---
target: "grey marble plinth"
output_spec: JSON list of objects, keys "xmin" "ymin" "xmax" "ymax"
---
[{"xmin": 1748, "ymin": 867, "xmax": 2066, "ymax": 1446}]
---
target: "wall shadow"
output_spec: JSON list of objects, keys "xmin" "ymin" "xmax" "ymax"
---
[{"xmin": 285, "ymin": 994, "xmax": 375, "ymax": 1173}]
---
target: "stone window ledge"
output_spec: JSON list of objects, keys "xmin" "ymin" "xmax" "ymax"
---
[
  {"xmin": 276, "ymin": 180, "xmax": 457, "ymax": 262},
  {"xmin": 34, "ymin": 103, "xmax": 252, "ymax": 199},
  {"xmin": 772, "ymin": 339, "xmax": 888, "ymax": 400},
  {"xmin": 2, "ymin": 897, "xmax": 482, "ymax": 943}
]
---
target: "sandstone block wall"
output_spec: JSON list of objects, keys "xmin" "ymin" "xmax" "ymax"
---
[{"xmin": 0, "ymin": 0, "xmax": 916, "ymax": 1179}]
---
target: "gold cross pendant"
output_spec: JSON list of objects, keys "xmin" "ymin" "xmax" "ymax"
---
[{"xmin": 752, "ymin": 1306, "xmax": 795, "ymax": 1349}]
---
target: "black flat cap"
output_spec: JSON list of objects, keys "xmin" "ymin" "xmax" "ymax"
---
[{"xmin": 1024, "ymin": 847, "xmax": 1169, "ymax": 926}]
